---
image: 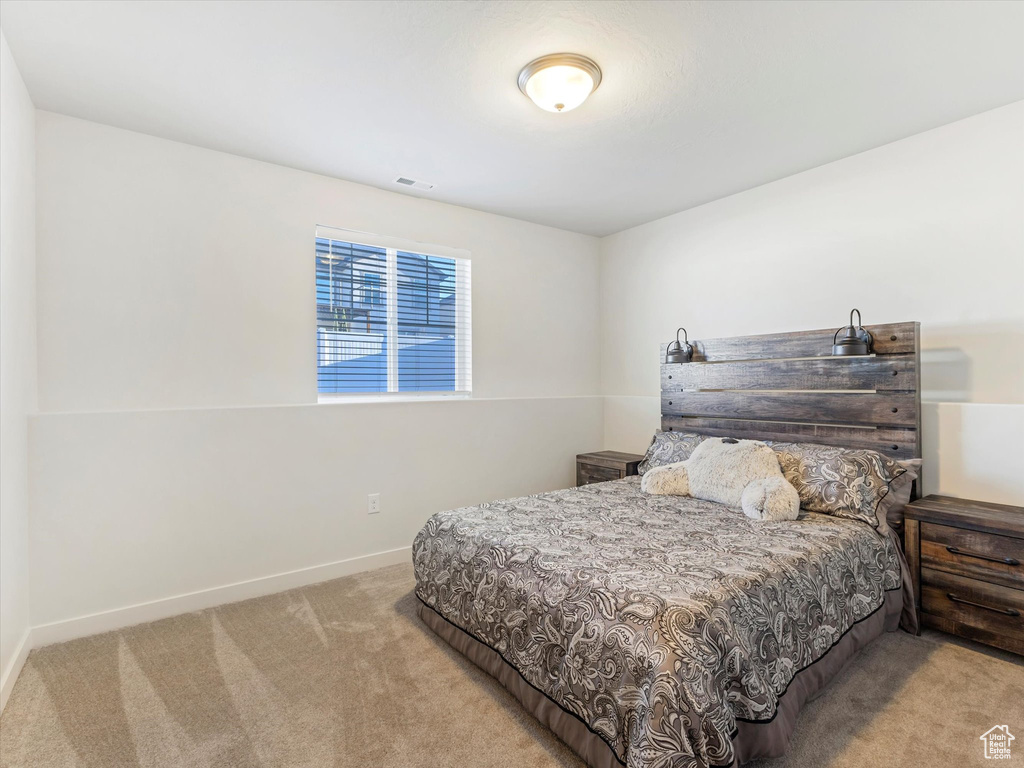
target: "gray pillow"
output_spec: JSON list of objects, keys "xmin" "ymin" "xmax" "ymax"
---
[
  {"xmin": 768, "ymin": 441, "xmax": 911, "ymax": 530},
  {"xmin": 879, "ymin": 459, "xmax": 922, "ymax": 529},
  {"xmin": 638, "ymin": 431, "xmax": 707, "ymax": 475}
]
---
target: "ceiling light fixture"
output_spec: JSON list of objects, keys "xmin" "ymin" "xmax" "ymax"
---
[{"xmin": 517, "ymin": 53, "xmax": 602, "ymax": 113}]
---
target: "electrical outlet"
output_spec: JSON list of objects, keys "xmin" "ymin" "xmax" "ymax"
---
[{"xmin": 368, "ymin": 493, "xmax": 381, "ymax": 514}]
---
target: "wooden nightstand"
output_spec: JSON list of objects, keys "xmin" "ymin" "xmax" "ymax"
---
[
  {"xmin": 904, "ymin": 495, "xmax": 1023, "ymax": 655},
  {"xmin": 576, "ymin": 451, "xmax": 643, "ymax": 487}
]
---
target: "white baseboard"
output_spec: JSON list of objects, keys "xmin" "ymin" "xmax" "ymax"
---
[
  {"xmin": 1, "ymin": 627, "xmax": 33, "ymax": 714},
  {"xmin": 31, "ymin": 546, "xmax": 412, "ymax": 649}
]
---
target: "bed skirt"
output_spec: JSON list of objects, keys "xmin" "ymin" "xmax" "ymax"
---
[{"xmin": 418, "ymin": 588, "xmax": 903, "ymax": 768}]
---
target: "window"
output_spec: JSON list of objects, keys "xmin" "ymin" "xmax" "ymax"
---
[{"xmin": 316, "ymin": 226, "xmax": 471, "ymax": 397}]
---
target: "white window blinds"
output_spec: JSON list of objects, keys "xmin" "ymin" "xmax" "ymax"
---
[{"xmin": 316, "ymin": 227, "xmax": 472, "ymax": 396}]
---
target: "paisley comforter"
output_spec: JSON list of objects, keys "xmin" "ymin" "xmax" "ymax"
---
[{"xmin": 412, "ymin": 476, "xmax": 904, "ymax": 768}]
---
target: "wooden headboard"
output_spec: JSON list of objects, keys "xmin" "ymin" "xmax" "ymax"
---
[{"xmin": 660, "ymin": 321, "xmax": 921, "ymax": 462}]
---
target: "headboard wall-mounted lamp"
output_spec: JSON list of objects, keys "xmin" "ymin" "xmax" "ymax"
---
[
  {"xmin": 832, "ymin": 309, "xmax": 873, "ymax": 356},
  {"xmin": 665, "ymin": 327, "xmax": 694, "ymax": 364}
]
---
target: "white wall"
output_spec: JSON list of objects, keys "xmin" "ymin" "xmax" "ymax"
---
[
  {"xmin": 601, "ymin": 102, "xmax": 1024, "ymax": 505},
  {"xmin": 29, "ymin": 397, "xmax": 602, "ymax": 637},
  {"xmin": 35, "ymin": 114, "xmax": 600, "ymax": 411},
  {"xmin": 29, "ymin": 113, "xmax": 603, "ymax": 635},
  {"xmin": 0, "ymin": 31, "xmax": 37, "ymax": 708}
]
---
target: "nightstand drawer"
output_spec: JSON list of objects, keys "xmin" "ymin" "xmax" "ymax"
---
[
  {"xmin": 921, "ymin": 568, "xmax": 1023, "ymax": 654},
  {"xmin": 578, "ymin": 463, "xmax": 621, "ymax": 486},
  {"xmin": 921, "ymin": 522, "xmax": 1024, "ymax": 590}
]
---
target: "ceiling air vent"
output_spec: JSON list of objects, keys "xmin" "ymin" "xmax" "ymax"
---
[{"xmin": 394, "ymin": 176, "xmax": 435, "ymax": 191}]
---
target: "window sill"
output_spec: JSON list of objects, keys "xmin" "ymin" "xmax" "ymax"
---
[{"xmin": 317, "ymin": 392, "xmax": 472, "ymax": 405}]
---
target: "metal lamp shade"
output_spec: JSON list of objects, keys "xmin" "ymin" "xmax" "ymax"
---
[
  {"xmin": 832, "ymin": 309, "xmax": 872, "ymax": 356},
  {"xmin": 665, "ymin": 327, "xmax": 693, "ymax": 364}
]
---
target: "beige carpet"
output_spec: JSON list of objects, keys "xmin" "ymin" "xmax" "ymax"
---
[{"xmin": 1, "ymin": 563, "xmax": 1021, "ymax": 768}]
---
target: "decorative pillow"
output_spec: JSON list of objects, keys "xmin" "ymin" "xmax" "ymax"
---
[
  {"xmin": 879, "ymin": 459, "xmax": 922, "ymax": 529},
  {"xmin": 768, "ymin": 442, "xmax": 909, "ymax": 530},
  {"xmin": 637, "ymin": 431, "xmax": 708, "ymax": 475},
  {"xmin": 641, "ymin": 437, "xmax": 800, "ymax": 522}
]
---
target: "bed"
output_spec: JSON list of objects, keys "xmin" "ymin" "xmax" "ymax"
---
[{"xmin": 413, "ymin": 321, "xmax": 922, "ymax": 768}]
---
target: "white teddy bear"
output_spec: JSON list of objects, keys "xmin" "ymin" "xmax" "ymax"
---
[{"xmin": 640, "ymin": 437, "xmax": 800, "ymax": 522}]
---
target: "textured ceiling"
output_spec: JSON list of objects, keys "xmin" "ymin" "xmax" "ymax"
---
[{"xmin": 2, "ymin": 0, "xmax": 1023, "ymax": 236}]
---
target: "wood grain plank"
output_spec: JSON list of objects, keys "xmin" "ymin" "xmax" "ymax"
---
[
  {"xmin": 661, "ymin": 391, "xmax": 916, "ymax": 427},
  {"xmin": 905, "ymin": 518, "xmax": 921, "ymax": 619},
  {"xmin": 659, "ymin": 321, "xmax": 917, "ymax": 362},
  {"xmin": 661, "ymin": 354, "xmax": 916, "ymax": 392},
  {"xmin": 920, "ymin": 522, "xmax": 1024, "ymax": 590},
  {"xmin": 656, "ymin": 321, "xmax": 921, "ymax": 460},
  {"xmin": 660, "ymin": 416, "xmax": 918, "ymax": 458},
  {"xmin": 577, "ymin": 451, "xmax": 644, "ymax": 463},
  {"xmin": 921, "ymin": 568, "xmax": 1024, "ymax": 642},
  {"xmin": 905, "ymin": 496, "xmax": 1024, "ymax": 539},
  {"xmin": 911, "ymin": 322, "xmax": 923, "ymax": 485},
  {"xmin": 576, "ymin": 464, "xmax": 621, "ymax": 486},
  {"xmin": 921, "ymin": 613, "xmax": 1024, "ymax": 655}
]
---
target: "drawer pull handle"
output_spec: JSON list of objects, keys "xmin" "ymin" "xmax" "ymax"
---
[
  {"xmin": 947, "ymin": 593, "xmax": 1020, "ymax": 617},
  {"xmin": 945, "ymin": 546, "xmax": 1020, "ymax": 566}
]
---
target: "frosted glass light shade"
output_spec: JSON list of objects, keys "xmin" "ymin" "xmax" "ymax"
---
[{"xmin": 518, "ymin": 53, "xmax": 602, "ymax": 113}]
